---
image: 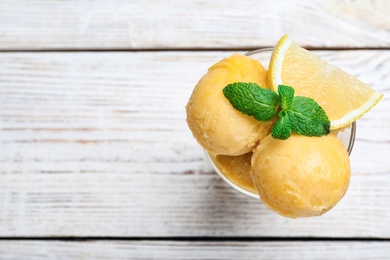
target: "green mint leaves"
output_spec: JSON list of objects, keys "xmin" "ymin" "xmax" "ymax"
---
[
  {"xmin": 273, "ymin": 85, "xmax": 330, "ymax": 139},
  {"xmin": 223, "ymin": 83, "xmax": 330, "ymax": 140},
  {"xmin": 272, "ymin": 110, "xmax": 292, "ymax": 140},
  {"xmin": 223, "ymin": 82, "xmax": 279, "ymax": 121}
]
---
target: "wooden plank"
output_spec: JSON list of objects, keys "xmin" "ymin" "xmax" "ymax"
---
[
  {"xmin": 0, "ymin": 0, "xmax": 390, "ymax": 50},
  {"xmin": 0, "ymin": 50, "xmax": 389, "ymax": 237},
  {"xmin": 0, "ymin": 240, "xmax": 389, "ymax": 259}
]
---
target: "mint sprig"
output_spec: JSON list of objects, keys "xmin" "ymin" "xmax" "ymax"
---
[{"xmin": 223, "ymin": 83, "xmax": 330, "ymax": 140}]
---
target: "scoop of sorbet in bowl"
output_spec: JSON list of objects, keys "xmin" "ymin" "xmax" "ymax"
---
[
  {"xmin": 251, "ymin": 134, "xmax": 351, "ymax": 218},
  {"xmin": 186, "ymin": 53, "xmax": 274, "ymax": 156}
]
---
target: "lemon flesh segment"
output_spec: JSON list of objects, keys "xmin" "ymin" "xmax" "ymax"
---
[{"xmin": 269, "ymin": 34, "xmax": 384, "ymax": 130}]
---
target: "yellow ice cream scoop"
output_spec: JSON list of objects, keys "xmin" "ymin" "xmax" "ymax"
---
[
  {"xmin": 251, "ymin": 134, "xmax": 350, "ymax": 218},
  {"xmin": 210, "ymin": 152, "xmax": 256, "ymax": 194},
  {"xmin": 186, "ymin": 53, "xmax": 273, "ymax": 156}
]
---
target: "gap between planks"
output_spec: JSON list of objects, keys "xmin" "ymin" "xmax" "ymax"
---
[
  {"xmin": 1, "ymin": 47, "xmax": 390, "ymax": 53},
  {"xmin": 0, "ymin": 237, "xmax": 389, "ymax": 242}
]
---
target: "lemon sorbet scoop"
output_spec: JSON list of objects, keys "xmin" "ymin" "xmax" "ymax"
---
[
  {"xmin": 210, "ymin": 152, "xmax": 256, "ymax": 194},
  {"xmin": 251, "ymin": 134, "xmax": 351, "ymax": 218},
  {"xmin": 186, "ymin": 53, "xmax": 273, "ymax": 156}
]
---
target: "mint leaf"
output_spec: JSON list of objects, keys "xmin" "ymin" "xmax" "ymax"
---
[
  {"xmin": 272, "ymin": 110, "xmax": 292, "ymax": 140},
  {"xmin": 223, "ymin": 82, "xmax": 280, "ymax": 121},
  {"xmin": 288, "ymin": 96, "xmax": 330, "ymax": 136},
  {"xmin": 278, "ymin": 85, "xmax": 294, "ymax": 110}
]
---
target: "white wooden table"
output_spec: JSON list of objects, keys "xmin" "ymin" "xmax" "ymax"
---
[{"xmin": 0, "ymin": 1, "xmax": 390, "ymax": 259}]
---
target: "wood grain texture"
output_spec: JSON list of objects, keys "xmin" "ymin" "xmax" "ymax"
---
[
  {"xmin": 0, "ymin": 240, "xmax": 389, "ymax": 260},
  {"xmin": 0, "ymin": 0, "xmax": 390, "ymax": 50},
  {"xmin": 0, "ymin": 50, "xmax": 389, "ymax": 237}
]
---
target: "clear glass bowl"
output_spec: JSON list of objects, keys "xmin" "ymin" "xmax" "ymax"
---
[{"xmin": 205, "ymin": 48, "xmax": 356, "ymax": 199}]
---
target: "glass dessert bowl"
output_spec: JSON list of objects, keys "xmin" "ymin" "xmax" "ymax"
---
[{"xmin": 205, "ymin": 48, "xmax": 356, "ymax": 199}]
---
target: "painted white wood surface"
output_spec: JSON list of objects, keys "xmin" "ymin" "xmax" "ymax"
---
[
  {"xmin": 0, "ymin": 0, "xmax": 389, "ymax": 50},
  {"xmin": 0, "ymin": 50, "xmax": 389, "ymax": 237},
  {"xmin": 0, "ymin": 240, "xmax": 389, "ymax": 260}
]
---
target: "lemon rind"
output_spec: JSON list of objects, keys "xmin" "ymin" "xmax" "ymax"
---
[
  {"xmin": 330, "ymin": 91, "xmax": 384, "ymax": 129},
  {"xmin": 269, "ymin": 34, "xmax": 293, "ymax": 91}
]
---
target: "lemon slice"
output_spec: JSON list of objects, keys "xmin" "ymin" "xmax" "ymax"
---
[{"xmin": 269, "ymin": 34, "xmax": 384, "ymax": 129}]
